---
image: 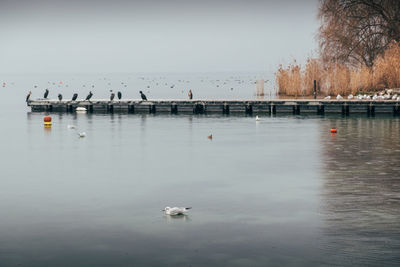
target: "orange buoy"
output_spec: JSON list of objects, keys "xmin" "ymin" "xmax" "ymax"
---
[
  {"xmin": 330, "ymin": 128, "xmax": 337, "ymax": 134},
  {"xmin": 44, "ymin": 116, "xmax": 52, "ymax": 126}
]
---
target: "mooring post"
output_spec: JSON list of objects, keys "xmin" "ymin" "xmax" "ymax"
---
[
  {"xmin": 342, "ymin": 104, "xmax": 349, "ymax": 116},
  {"xmin": 317, "ymin": 104, "xmax": 325, "ymax": 115},
  {"xmin": 87, "ymin": 104, "xmax": 93, "ymax": 113},
  {"xmin": 313, "ymin": 80, "xmax": 317, "ymax": 99},
  {"xmin": 193, "ymin": 103, "xmax": 205, "ymax": 114}
]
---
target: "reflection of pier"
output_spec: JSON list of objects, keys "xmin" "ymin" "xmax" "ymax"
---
[{"xmin": 28, "ymin": 99, "xmax": 400, "ymax": 115}]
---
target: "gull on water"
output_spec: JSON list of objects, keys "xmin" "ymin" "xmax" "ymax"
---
[
  {"xmin": 162, "ymin": 207, "xmax": 192, "ymax": 216},
  {"xmin": 67, "ymin": 125, "xmax": 76, "ymax": 129},
  {"xmin": 78, "ymin": 132, "xmax": 86, "ymax": 138},
  {"xmin": 256, "ymin": 116, "xmax": 260, "ymax": 121}
]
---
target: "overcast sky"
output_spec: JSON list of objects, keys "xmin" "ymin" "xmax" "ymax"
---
[{"xmin": 0, "ymin": 0, "xmax": 320, "ymax": 73}]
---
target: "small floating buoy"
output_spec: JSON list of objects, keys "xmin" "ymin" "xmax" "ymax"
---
[
  {"xmin": 44, "ymin": 116, "xmax": 52, "ymax": 127},
  {"xmin": 330, "ymin": 128, "xmax": 337, "ymax": 134}
]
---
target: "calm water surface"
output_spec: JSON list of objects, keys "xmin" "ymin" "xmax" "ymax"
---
[{"xmin": 0, "ymin": 74, "xmax": 399, "ymax": 266}]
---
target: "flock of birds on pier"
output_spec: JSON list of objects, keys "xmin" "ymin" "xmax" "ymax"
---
[{"xmin": 325, "ymin": 89, "xmax": 400, "ymax": 101}]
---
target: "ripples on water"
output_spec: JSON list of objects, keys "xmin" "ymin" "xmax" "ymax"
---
[{"xmin": 0, "ymin": 74, "xmax": 399, "ymax": 266}]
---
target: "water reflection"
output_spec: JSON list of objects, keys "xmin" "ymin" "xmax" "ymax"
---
[{"xmin": 320, "ymin": 116, "xmax": 400, "ymax": 266}]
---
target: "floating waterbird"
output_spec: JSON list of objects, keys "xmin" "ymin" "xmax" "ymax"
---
[
  {"xmin": 117, "ymin": 91, "xmax": 122, "ymax": 100},
  {"xmin": 44, "ymin": 89, "xmax": 49, "ymax": 99},
  {"xmin": 67, "ymin": 124, "xmax": 76, "ymax": 129},
  {"xmin": 72, "ymin": 93, "xmax": 78, "ymax": 101},
  {"xmin": 110, "ymin": 91, "xmax": 115, "ymax": 101},
  {"xmin": 78, "ymin": 132, "xmax": 86, "ymax": 138},
  {"xmin": 256, "ymin": 116, "xmax": 260, "ymax": 121},
  {"xmin": 58, "ymin": 93, "xmax": 62, "ymax": 101},
  {"xmin": 76, "ymin": 107, "xmax": 87, "ymax": 112},
  {"xmin": 85, "ymin": 91, "xmax": 93, "ymax": 101},
  {"xmin": 162, "ymin": 207, "xmax": 191, "ymax": 216},
  {"xmin": 26, "ymin": 91, "xmax": 32, "ymax": 102},
  {"xmin": 140, "ymin": 91, "xmax": 147, "ymax": 101}
]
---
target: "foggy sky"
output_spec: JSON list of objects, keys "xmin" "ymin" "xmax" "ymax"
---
[{"xmin": 0, "ymin": 0, "xmax": 320, "ymax": 73}]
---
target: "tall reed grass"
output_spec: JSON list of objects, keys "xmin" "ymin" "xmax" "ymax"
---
[{"xmin": 276, "ymin": 43, "xmax": 400, "ymax": 96}]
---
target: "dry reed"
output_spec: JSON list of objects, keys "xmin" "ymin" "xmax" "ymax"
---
[{"xmin": 276, "ymin": 42, "xmax": 400, "ymax": 96}]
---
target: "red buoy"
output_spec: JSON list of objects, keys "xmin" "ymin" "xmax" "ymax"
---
[
  {"xmin": 330, "ymin": 128, "xmax": 337, "ymax": 134},
  {"xmin": 43, "ymin": 116, "xmax": 52, "ymax": 122}
]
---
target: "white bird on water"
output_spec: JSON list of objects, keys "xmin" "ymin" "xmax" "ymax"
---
[
  {"xmin": 78, "ymin": 132, "xmax": 86, "ymax": 138},
  {"xmin": 256, "ymin": 116, "xmax": 260, "ymax": 121},
  {"xmin": 162, "ymin": 206, "xmax": 192, "ymax": 216},
  {"xmin": 67, "ymin": 124, "xmax": 76, "ymax": 129}
]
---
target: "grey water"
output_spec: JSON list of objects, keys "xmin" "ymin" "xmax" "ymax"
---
[{"xmin": 0, "ymin": 73, "xmax": 400, "ymax": 266}]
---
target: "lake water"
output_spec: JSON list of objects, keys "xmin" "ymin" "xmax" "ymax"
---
[{"xmin": 0, "ymin": 73, "xmax": 399, "ymax": 266}]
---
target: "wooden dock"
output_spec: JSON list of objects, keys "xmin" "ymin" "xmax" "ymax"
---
[{"xmin": 28, "ymin": 99, "xmax": 400, "ymax": 115}]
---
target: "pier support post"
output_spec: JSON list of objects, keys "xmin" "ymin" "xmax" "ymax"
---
[
  {"xmin": 270, "ymin": 104, "xmax": 276, "ymax": 115},
  {"xmin": 223, "ymin": 103, "xmax": 229, "ymax": 114},
  {"xmin": 87, "ymin": 104, "xmax": 93, "ymax": 113},
  {"xmin": 149, "ymin": 104, "xmax": 156, "ymax": 114},
  {"xmin": 128, "ymin": 104, "xmax": 135, "ymax": 113},
  {"xmin": 245, "ymin": 104, "xmax": 253, "ymax": 115},
  {"xmin": 317, "ymin": 104, "xmax": 325, "ymax": 115},
  {"xmin": 342, "ymin": 104, "xmax": 349, "ymax": 116},
  {"xmin": 46, "ymin": 105, "xmax": 53, "ymax": 112},
  {"xmin": 293, "ymin": 104, "xmax": 300, "ymax": 115},
  {"xmin": 171, "ymin": 103, "xmax": 178, "ymax": 114},
  {"xmin": 367, "ymin": 104, "xmax": 375, "ymax": 116},
  {"xmin": 107, "ymin": 104, "xmax": 114, "ymax": 113},
  {"xmin": 193, "ymin": 103, "xmax": 205, "ymax": 114},
  {"xmin": 67, "ymin": 104, "xmax": 72, "ymax": 113},
  {"xmin": 394, "ymin": 104, "xmax": 399, "ymax": 116}
]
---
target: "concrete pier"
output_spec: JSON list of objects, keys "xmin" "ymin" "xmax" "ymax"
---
[{"xmin": 28, "ymin": 99, "xmax": 400, "ymax": 115}]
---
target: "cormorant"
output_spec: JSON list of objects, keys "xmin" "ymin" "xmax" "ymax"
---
[
  {"xmin": 58, "ymin": 93, "xmax": 62, "ymax": 101},
  {"xmin": 72, "ymin": 93, "xmax": 78, "ymax": 101},
  {"xmin": 117, "ymin": 91, "xmax": 122, "ymax": 100},
  {"xmin": 26, "ymin": 91, "xmax": 32, "ymax": 102},
  {"xmin": 86, "ymin": 91, "xmax": 93, "ymax": 101},
  {"xmin": 44, "ymin": 89, "xmax": 49, "ymax": 99},
  {"xmin": 140, "ymin": 91, "xmax": 147, "ymax": 101},
  {"xmin": 188, "ymin": 90, "xmax": 193, "ymax": 100},
  {"xmin": 110, "ymin": 92, "xmax": 115, "ymax": 101}
]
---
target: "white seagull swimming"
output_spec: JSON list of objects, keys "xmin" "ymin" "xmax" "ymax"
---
[
  {"xmin": 67, "ymin": 124, "xmax": 76, "ymax": 129},
  {"xmin": 162, "ymin": 206, "xmax": 192, "ymax": 216},
  {"xmin": 78, "ymin": 132, "xmax": 86, "ymax": 138},
  {"xmin": 256, "ymin": 116, "xmax": 260, "ymax": 121}
]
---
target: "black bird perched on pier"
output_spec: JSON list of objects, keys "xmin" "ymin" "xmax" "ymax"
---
[
  {"xmin": 58, "ymin": 93, "xmax": 62, "ymax": 101},
  {"xmin": 44, "ymin": 89, "xmax": 49, "ymax": 99},
  {"xmin": 140, "ymin": 91, "xmax": 147, "ymax": 101},
  {"xmin": 26, "ymin": 91, "xmax": 32, "ymax": 102},
  {"xmin": 86, "ymin": 91, "xmax": 93, "ymax": 101},
  {"xmin": 110, "ymin": 91, "xmax": 115, "ymax": 101},
  {"xmin": 117, "ymin": 91, "xmax": 122, "ymax": 100},
  {"xmin": 72, "ymin": 93, "xmax": 78, "ymax": 101}
]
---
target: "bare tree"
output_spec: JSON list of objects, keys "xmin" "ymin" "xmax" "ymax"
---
[{"xmin": 318, "ymin": 0, "xmax": 400, "ymax": 67}]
